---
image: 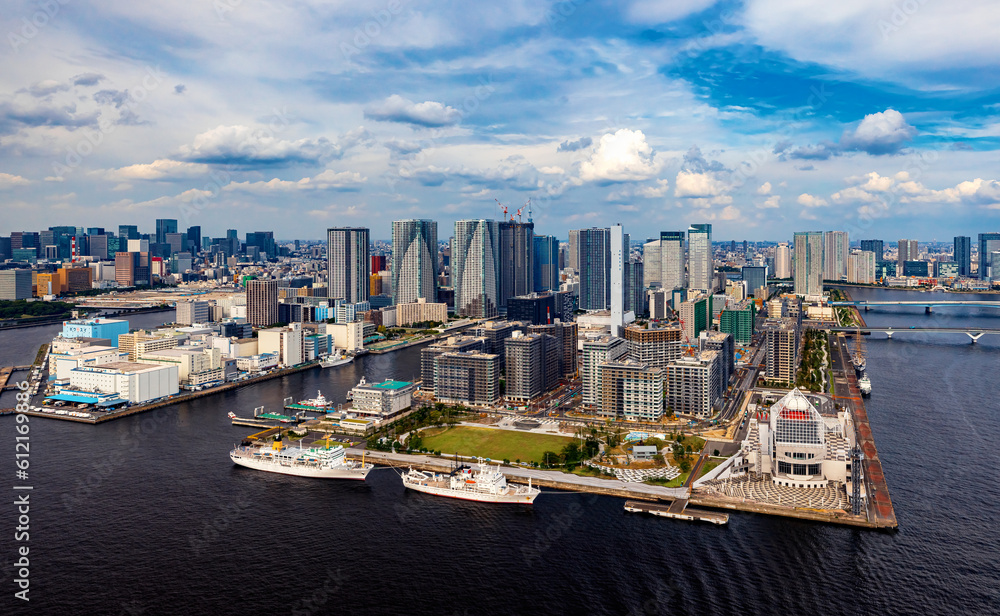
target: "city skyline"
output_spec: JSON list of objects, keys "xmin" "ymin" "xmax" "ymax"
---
[{"xmin": 2, "ymin": 3, "xmax": 1000, "ymax": 239}]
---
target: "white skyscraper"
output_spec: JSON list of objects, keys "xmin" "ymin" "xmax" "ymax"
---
[
  {"xmin": 327, "ymin": 227, "xmax": 369, "ymax": 303},
  {"xmin": 824, "ymin": 231, "xmax": 849, "ymax": 281},
  {"xmin": 660, "ymin": 231, "xmax": 686, "ymax": 291},
  {"xmin": 687, "ymin": 224, "xmax": 712, "ymax": 293},
  {"xmin": 392, "ymin": 219, "xmax": 438, "ymax": 305},
  {"xmin": 610, "ymin": 224, "xmax": 625, "ymax": 337},
  {"xmin": 794, "ymin": 231, "xmax": 824, "ymax": 296},
  {"xmin": 642, "ymin": 240, "xmax": 661, "ymax": 288},
  {"xmin": 775, "ymin": 242, "xmax": 791, "ymax": 279},
  {"xmin": 453, "ymin": 220, "xmax": 500, "ymax": 318}
]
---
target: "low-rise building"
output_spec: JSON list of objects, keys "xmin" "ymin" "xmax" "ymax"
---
[
  {"xmin": 61, "ymin": 361, "xmax": 178, "ymax": 404},
  {"xmin": 61, "ymin": 318, "xmax": 129, "ymax": 347},
  {"xmin": 396, "ymin": 297, "xmax": 448, "ymax": 326},
  {"xmin": 257, "ymin": 323, "xmax": 305, "ymax": 367},
  {"xmin": 235, "ymin": 353, "xmax": 279, "ymax": 372},
  {"xmin": 349, "ymin": 377, "xmax": 416, "ymax": 419},
  {"xmin": 51, "ymin": 345, "xmax": 127, "ymax": 381}
]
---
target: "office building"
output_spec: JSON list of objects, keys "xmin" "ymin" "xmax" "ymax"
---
[
  {"xmin": 498, "ymin": 220, "xmax": 534, "ymax": 312},
  {"xmin": 823, "ymin": 231, "xmax": 849, "ymax": 281},
  {"xmin": 953, "ymin": 236, "xmax": 971, "ymax": 277},
  {"xmin": 687, "ymin": 224, "xmax": 713, "ymax": 292},
  {"xmin": 897, "ymin": 239, "xmax": 919, "ymax": 271},
  {"xmin": 578, "ymin": 227, "xmax": 611, "ymax": 311},
  {"xmin": 327, "ymin": 227, "xmax": 370, "ymax": 303},
  {"xmin": 0, "ymin": 269, "xmax": 33, "ymax": 300},
  {"xmin": 533, "ymin": 235, "xmax": 560, "ymax": 292},
  {"xmin": 568, "ymin": 229, "xmax": 580, "ymax": 270},
  {"xmin": 257, "ymin": 323, "xmax": 305, "ymax": 367},
  {"xmin": 247, "ymin": 279, "xmax": 279, "ymax": 327},
  {"xmin": 421, "ymin": 336, "xmax": 485, "ymax": 390},
  {"xmin": 719, "ymin": 299, "xmax": 756, "ymax": 345},
  {"xmin": 507, "ymin": 291, "xmax": 571, "ymax": 325},
  {"xmin": 186, "ymin": 226, "xmax": 201, "ymax": 253},
  {"xmin": 625, "ymin": 258, "xmax": 645, "ymax": 317},
  {"xmin": 860, "ymin": 239, "xmax": 884, "ymax": 261},
  {"xmin": 642, "ymin": 238, "xmax": 661, "ymax": 288},
  {"xmin": 664, "ymin": 350, "xmax": 721, "ymax": 419},
  {"xmin": 793, "ymin": 232, "xmax": 824, "ymax": 296},
  {"xmin": 903, "ymin": 261, "xmax": 931, "ymax": 277},
  {"xmin": 453, "ymin": 219, "xmax": 501, "ymax": 318},
  {"xmin": 434, "ymin": 351, "xmax": 500, "ymax": 406},
  {"xmin": 596, "ymin": 361, "xmax": 664, "ymax": 421},
  {"xmin": 527, "ymin": 321, "xmax": 578, "ymax": 379},
  {"xmin": 763, "ymin": 318, "xmax": 799, "ymax": 384},
  {"xmin": 774, "ymin": 242, "xmax": 791, "ymax": 279},
  {"xmin": 114, "ymin": 251, "xmax": 152, "ymax": 287},
  {"xmin": 935, "ymin": 261, "xmax": 959, "ymax": 278},
  {"xmin": 155, "ymin": 219, "xmax": 177, "ymax": 245},
  {"xmin": 699, "ymin": 330, "xmax": 735, "ymax": 392},
  {"xmin": 176, "ymin": 301, "xmax": 211, "ymax": 325},
  {"xmin": 978, "ymin": 233, "xmax": 1000, "ymax": 280},
  {"xmin": 504, "ymin": 331, "xmax": 560, "ymax": 402},
  {"xmin": 658, "ymin": 231, "xmax": 686, "ymax": 291},
  {"xmin": 582, "ymin": 336, "xmax": 627, "ymax": 408},
  {"xmin": 741, "ymin": 266, "xmax": 767, "ymax": 298},
  {"xmin": 392, "ymin": 219, "xmax": 437, "ymax": 306},
  {"xmin": 246, "ymin": 231, "xmax": 275, "ymax": 260}
]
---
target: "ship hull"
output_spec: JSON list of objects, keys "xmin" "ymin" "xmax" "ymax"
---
[
  {"xmin": 402, "ymin": 479, "xmax": 538, "ymax": 504},
  {"xmin": 320, "ymin": 357, "xmax": 353, "ymax": 369},
  {"xmin": 230, "ymin": 452, "xmax": 371, "ymax": 480}
]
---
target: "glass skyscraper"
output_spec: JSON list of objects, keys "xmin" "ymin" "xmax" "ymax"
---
[
  {"xmin": 392, "ymin": 219, "xmax": 438, "ymax": 305},
  {"xmin": 794, "ymin": 231, "xmax": 824, "ymax": 296},
  {"xmin": 453, "ymin": 220, "xmax": 500, "ymax": 318},
  {"xmin": 327, "ymin": 227, "xmax": 370, "ymax": 303},
  {"xmin": 687, "ymin": 224, "xmax": 712, "ymax": 293}
]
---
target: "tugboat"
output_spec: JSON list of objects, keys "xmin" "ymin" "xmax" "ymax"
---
[{"xmin": 401, "ymin": 457, "xmax": 540, "ymax": 504}]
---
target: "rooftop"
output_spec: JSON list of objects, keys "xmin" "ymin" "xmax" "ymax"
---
[{"xmin": 369, "ymin": 379, "xmax": 414, "ymax": 390}]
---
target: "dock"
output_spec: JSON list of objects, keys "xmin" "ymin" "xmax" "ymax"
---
[{"xmin": 624, "ymin": 499, "xmax": 729, "ymax": 525}]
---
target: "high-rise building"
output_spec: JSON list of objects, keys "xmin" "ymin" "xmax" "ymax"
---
[
  {"xmin": 371, "ymin": 255, "xmax": 387, "ymax": 274},
  {"xmin": 114, "ymin": 252, "xmax": 151, "ymax": 287},
  {"xmin": 567, "ymin": 229, "xmax": 580, "ymax": 271},
  {"xmin": 741, "ymin": 265, "xmax": 767, "ymax": 298},
  {"xmin": 498, "ymin": 221, "xmax": 534, "ymax": 312},
  {"xmin": 625, "ymin": 258, "xmax": 645, "ymax": 316},
  {"xmin": 0, "ymin": 269, "xmax": 33, "ymax": 300},
  {"xmin": 391, "ymin": 219, "xmax": 437, "ymax": 306},
  {"xmin": 165, "ymin": 232, "xmax": 185, "ymax": 256},
  {"xmin": 578, "ymin": 227, "xmax": 610, "ymax": 311},
  {"xmin": 763, "ymin": 318, "xmax": 799, "ymax": 384},
  {"xmin": 897, "ymin": 239, "xmax": 919, "ymax": 272},
  {"xmin": 327, "ymin": 227, "xmax": 370, "ymax": 303},
  {"xmin": 848, "ymin": 251, "xmax": 877, "ymax": 284},
  {"xmin": 118, "ymin": 225, "xmax": 139, "ymax": 241},
  {"xmin": 774, "ymin": 242, "xmax": 791, "ymax": 279},
  {"xmin": 533, "ymin": 235, "xmax": 559, "ymax": 292},
  {"xmin": 420, "ymin": 335, "xmax": 485, "ymax": 390},
  {"xmin": 793, "ymin": 232, "xmax": 824, "ymax": 296},
  {"xmin": 246, "ymin": 231, "xmax": 275, "ymax": 260},
  {"xmin": 623, "ymin": 323, "xmax": 683, "ymax": 368},
  {"xmin": 247, "ymin": 279, "xmax": 279, "ymax": 327},
  {"xmin": 434, "ymin": 351, "xmax": 500, "ymax": 406},
  {"xmin": 597, "ymin": 361, "xmax": 664, "ymax": 421},
  {"xmin": 719, "ymin": 299, "xmax": 756, "ymax": 345},
  {"xmin": 176, "ymin": 300, "xmax": 211, "ymax": 325},
  {"xmin": 186, "ymin": 226, "xmax": 201, "ymax": 253},
  {"xmin": 660, "ymin": 231, "xmax": 686, "ymax": 291},
  {"xmin": 453, "ymin": 220, "xmax": 501, "ymax": 318},
  {"xmin": 504, "ymin": 331, "xmax": 560, "ymax": 402},
  {"xmin": 155, "ymin": 219, "xmax": 177, "ymax": 245},
  {"xmin": 699, "ymin": 330, "xmax": 735, "ymax": 393},
  {"xmin": 859, "ymin": 239, "xmax": 883, "ymax": 261},
  {"xmin": 664, "ymin": 350, "xmax": 721, "ymax": 418},
  {"xmin": 953, "ymin": 236, "xmax": 971, "ymax": 277},
  {"xmin": 88, "ymin": 235, "xmax": 109, "ymax": 260},
  {"xmin": 823, "ymin": 231, "xmax": 849, "ymax": 281},
  {"xmin": 687, "ymin": 224, "xmax": 712, "ymax": 292},
  {"xmin": 610, "ymin": 224, "xmax": 625, "ymax": 336},
  {"xmin": 527, "ymin": 321, "xmax": 578, "ymax": 379},
  {"xmin": 678, "ymin": 294, "xmax": 712, "ymax": 341},
  {"xmin": 978, "ymin": 233, "xmax": 1000, "ymax": 280},
  {"xmin": 581, "ymin": 336, "xmax": 627, "ymax": 408},
  {"xmin": 642, "ymin": 239, "xmax": 661, "ymax": 288}
]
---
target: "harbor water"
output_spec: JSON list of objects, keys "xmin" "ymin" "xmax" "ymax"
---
[{"xmin": 1, "ymin": 291, "xmax": 998, "ymax": 615}]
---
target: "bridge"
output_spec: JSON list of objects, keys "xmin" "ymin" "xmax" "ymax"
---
[
  {"xmin": 829, "ymin": 300, "xmax": 1000, "ymax": 314},
  {"xmin": 828, "ymin": 326, "xmax": 1000, "ymax": 343}
]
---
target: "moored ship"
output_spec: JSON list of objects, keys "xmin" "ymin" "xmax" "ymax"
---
[
  {"xmin": 230, "ymin": 434, "xmax": 372, "ymax": 480},
  {"xmin": 320, "ymin": 353, "xmax": 354, "ymax": 369},
  {"xmin": 858, "ymin": 373, "xmax": 872, "ymax": 396},
  {"xmin": 401, "ymin": 458, "xmax": 540, "ymax": 504}
]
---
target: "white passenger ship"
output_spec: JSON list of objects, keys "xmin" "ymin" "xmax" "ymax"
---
[
  {"xmin": 230, "ymin": 435, "xmax": 372, "ymax": 480},
  {"xmin": 401, "ymin": 458, "xmax": 540, "ymax": 504}
]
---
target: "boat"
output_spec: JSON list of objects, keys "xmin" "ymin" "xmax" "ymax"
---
[
  {"xmin": 852, "ymin": 325, "xmax": 867, "ymax": 374},
  {"xmin": 230, "ymin": 433, "xmax": 372, "ymax": 480},
  {"xmin": 291, "ymin": 390, "xmax": 333, "ymax": 412},
  {"xmin": 320, "ymin": 354, "xmax": 354, "ymax": 369},
  {"xmin": 858, "ymin": 373, "xmax": 872, "ymax": 396},
  {"xmin": 227, "ymin": 411, "xmax": 236, "ymax": 419},
  {"xmin": 401, "ymin": 458, "xmax": 540, "ymax": 504}
]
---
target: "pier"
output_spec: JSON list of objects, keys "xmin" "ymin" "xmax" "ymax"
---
[{"xmin": 624, "ymin": 499, "xmax": 729, "ymax": 525}]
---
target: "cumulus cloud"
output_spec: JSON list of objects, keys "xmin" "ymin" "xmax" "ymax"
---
[
  {"xmin": 28, "ymin": 80, "xmax": 69, "ymax": 97},
  {"xmin": 177, "ymin": 125, "xmax": 357, "ymax": 166},
  {"xmin": 0, "ymin": 100, "xmax": 98, "ymax": 135},
  {"xmin": 674, "ymin": 170, "xmax": 727, "ymax": 198},
  {"xmin": 364, "ymin": 95, "xmax": 461, "ymax": 127},
  {"xmin": 797, "ymin": 193, "xmax": 828, "ymax": 208},
  {"xmin": 103, "ymin": 159, "xmax": 210, "ymax": 181},
  {"xmin": 72, "ymin": 73, "xmax": 105, "ymax": 87},
  {"xmin": 558, "ymin": 137, "xmax": 592, "ymax": 152},
  {"xmin": 224, "ymin": 169, "xmax": 366, "ymax": 192},
  {"xmin": 0, "ymin": 172, "xmax": 30, "ymax": 187},
  {"xmin": 756, "ymin": 181, "xmax": 771, "ymax": 195},
  {"xmin": 579, "ymin": 129, "xmax": 662, "ymax": 183},
  {"xmin": 758, "ymin": 195, "xmax": 780, "ymax": 209},
  {"xmin": 840, "ymin": 109, "xmax": 916, "ymax": 155},
  {"xmin": 607, "ymin": 179, "xmax": 670, "ymax": 202}
]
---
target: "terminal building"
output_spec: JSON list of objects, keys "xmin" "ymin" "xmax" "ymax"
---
[
  {"xmin": 735, "ymin": 388, "xmax": 853, "ymax": 490},
  {"xmin": 349, "ymin": 377, "xmax": 416, "ymax": 419}
]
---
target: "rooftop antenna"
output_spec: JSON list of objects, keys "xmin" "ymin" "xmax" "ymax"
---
[{"xmin": 526, "ymin": 199, "xmax": 533, "ymax": 223}]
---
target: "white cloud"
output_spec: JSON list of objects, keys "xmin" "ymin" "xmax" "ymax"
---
[
  {"xmin": 758, "ymin": 195, "xmax": 780, "ymax": 209},
  {"xmin": 224, "ymin": 169, "xmax": 366, "ymax": 193},
  {"xmin": 579, "ymin": 129, "xmax": 663, "ymax": 183},
  {"xmin": 797, "ymin": 193, "xmax": 828, "ymax": 208},
  {"xmin": 625, "ymin": 0, "xmax": 718, "ymax": 24},
  {"xmin": 756, "ymin": 181, "xmax": 771, "ymax": 195},
  {"xmin": 364, "ymin": 95, "xmax": 462, "ymax": 127},
  {"xmin": 178, "ymin": 125, "xmax": 348, "ymax": 165},
  {"xmin": 840, "ymin": 109, "xmax": 916, "ymax": 155},
  {"xmin": 103, "ymin": 159, "xmax": 210, "ymax": 181},
  {"xmin": 674, "ymin": 170, "xmax": 726, "ymax": 198},
  {"xmin": 0, "ymin": 172, "xmax": 30, "ymax": 187}
]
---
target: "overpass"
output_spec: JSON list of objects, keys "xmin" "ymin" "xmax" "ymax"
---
[
  {"xmin": 829, "ymin": 300, "xmax": 1000, "ymax": 314},
  {"xmin": 828, "ymin": 326, "xmax": 1000, "ymax": 343}
]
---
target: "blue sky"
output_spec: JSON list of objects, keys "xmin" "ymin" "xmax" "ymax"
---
[{"xmin": 2, "ymin": 0, "xmax": 1000, "ymax": 242}]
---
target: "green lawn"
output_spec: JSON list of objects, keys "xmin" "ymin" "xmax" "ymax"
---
[{"xmin": 418, "ymin": 426, "xmax": 574, "ymax": 464}]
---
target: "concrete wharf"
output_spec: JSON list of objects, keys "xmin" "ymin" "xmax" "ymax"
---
[{"xmin": 624, "ymin": 499, "xmax": 729, "ymax": 525}]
